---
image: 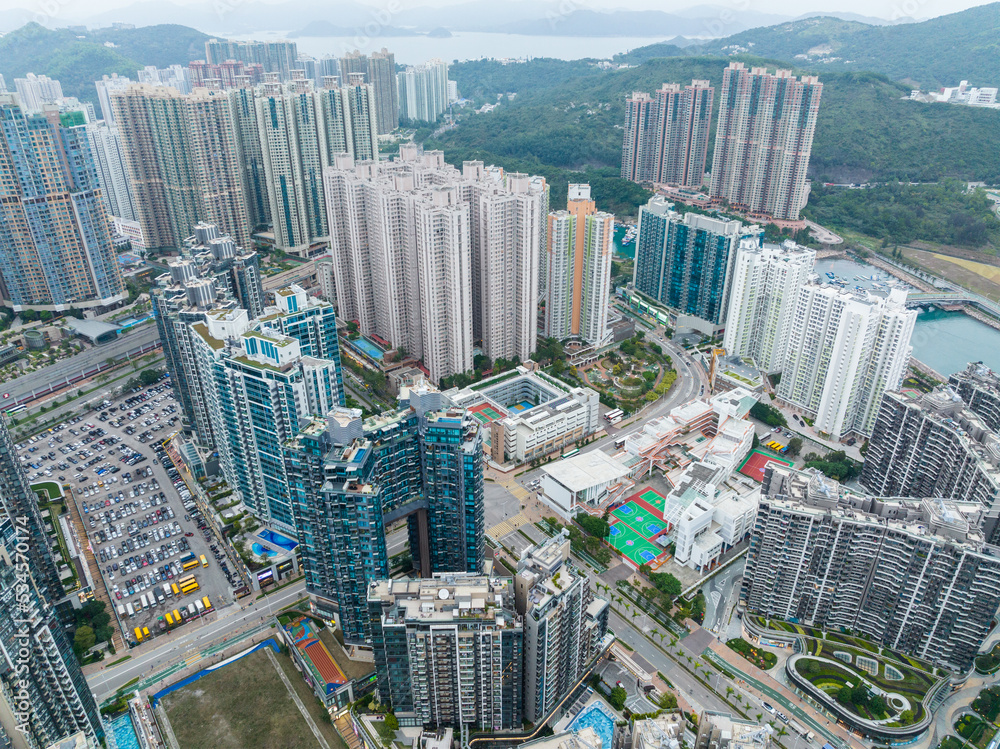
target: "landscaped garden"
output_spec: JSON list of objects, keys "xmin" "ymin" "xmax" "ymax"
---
[
  {"xmin": 955, "ymin": 713, "xmax": 997, "ymax": 749},
  {"xmin": 975, "ymin": 642, "xmax": 1000, "ymax": 674},
  {"xmin": 727, "ymin": 638, "xmax": 777, "ymax": 670},
  {"xmin": 972, "ymin": 685, "xmax": 1000, "ymax": 722}
]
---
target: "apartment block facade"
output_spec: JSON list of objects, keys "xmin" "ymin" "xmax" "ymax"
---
[
  {"xmin": 710, "ymin": 62, "xmax": 822, "ymax": 221},
  {"xmin": 286, "ymin": 390, "xmax": 484, "ymax": 642},
  {"xmin": 743, "ymin": 465, "xmax": 1000, "ymax": 672},
  {"xmin": 722, "ymin": 239, "xmax": 816, "ymax": 372},
  {"xmin": 368, "ymin": 575, "xmax": 523, "ymax": 730},
  {"xmin": 861, "ymin": 388, "xmax": 1000, "ymax": 543},
  {"xmin": 325, "ymin": 148, "xmax": 544, "ymax": 381},
  {"xmin": 621, "ymin": 80, "xmax": 713, "ymax": 188},
  {"xmin": 0, "ymin": 94, "xmax": 126, "ymax": 309},
  {"xmin": 339, "ymin": 49, "xmax": 398, "ymax": 134},
  {"xmin": 545, "ymin": 184, "xmax": 614, "ymax": 346},
  {"xmin": 776, "ymin": 286, "xmax": 915, "ymax": 439},
  {"xmin": 0, "ymin": 417, "xmax": 104, "ymax": 746},
  {"xmin": 950, "ymin": 361, "xmax": 1000, "ymax": 432},
  {"xmin": 86, "ymin": 121, "xmax": 137, "ymax": 221},
  {"xmin": 515, "ymin": 535, "xmax": 609, "ymax": 722},
  {"xmin": 633, "ymin": 195, "xmax": 754, "ymax": 328},
  {"xmin": 398, "ymin": 58, "xmax": 450, "ymax": 124}
]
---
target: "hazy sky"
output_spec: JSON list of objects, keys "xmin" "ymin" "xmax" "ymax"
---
[{"xmin": 0, "ymin": 0, "xmax": 992, "ymax": 21}]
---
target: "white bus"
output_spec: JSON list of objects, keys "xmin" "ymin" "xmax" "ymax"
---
[
  {"xmin": 613, "ymin": 437, "xmax": 627, "ymax": 450},
  {"xmin": 604, "ymin": 408, "xmax": 624, "ymax": 425},
  {"xmin": 126, "ymin": 602, "xmax": 135, "ymax": 617}
]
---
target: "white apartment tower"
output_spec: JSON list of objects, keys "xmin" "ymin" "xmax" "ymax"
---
[
  {"xmin": 545, "ymin": 184, "xmax": 614, "ymax": 346},
  {"xmin": 776, "ymin": 286, "xmax": 915, "ymax": 439},
  {"xmin": 325, "ymin": 147, "xmax": 545, "ymax": 381},
  {"xmin": 722, "ymin": 239, "xmax": 816, "ymax": 372},
  {"xmin": 14, "ymin": 72, "xmax": 63, "ymax": 111},
  {"xmin": 86, "ymin": 121, "xmax": 138, "ymax": 221}
]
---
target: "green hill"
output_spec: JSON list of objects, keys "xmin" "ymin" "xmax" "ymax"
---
[
  {"xmin": 687, "ymin": 3, "xmax": 1000, "ymax": 89},
  {"xmin": 0, "ymin": 23, "xmax": 209, "ymax": 104},
  {"xmin": 435, "ymin": 56, "xmax": 1000, "ymax": 208}
]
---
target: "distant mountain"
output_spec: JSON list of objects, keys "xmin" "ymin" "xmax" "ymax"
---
[
  {"xmin": 490, "ymin": 9, "xmax": 791, "ymax": 37},
  {"xmin": 690, "ymin": 3, "xmax": 1000, "ymax": 88},
  {"xmin": 0, "ymin": 22, "xmax": 208, "ymax": 103}
]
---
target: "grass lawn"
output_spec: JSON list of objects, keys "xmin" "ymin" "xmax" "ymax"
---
[
  {"xmin": 976, "ymin": 643, "xmax": 1000, "ymax": 674},
  {"xmin": 271, "ymin": 648, "xmax": 348, "ymax": 749},
  {"xmin": 727, "ymin": 638, "xmax": 777, "ymax": 670},
  {"xmin": 31, "ymin": 481, "xmax": 62, "ymax": 500},
  {"xmin": 902, "ymin": 247, "xmax": 1000, "ymax": 302},
  {"xmin": 938, "ymin": 737, "xmax": 964, "ymax": 749},
  {"xmin": 161, "ymin": 648, "xmax": 324, "ymax": 749}
]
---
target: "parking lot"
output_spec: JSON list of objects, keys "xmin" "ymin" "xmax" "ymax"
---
[{"xmin": 16, "ymin": 379, "xmax": 239, "ymax": 644}]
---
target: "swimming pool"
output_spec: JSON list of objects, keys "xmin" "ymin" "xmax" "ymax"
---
[
  {"xmin": 251, "ymin": 542, "xmax": 277, "ymax": 558},
  {"xmin": 568, "ymin": 702, "xmax": 616, "ymax": 749},
  {"xmin": 257, "ymin": 529, "xmax": 298, "ymax": 551},
  {"xmin": 110, "ymin": 713, "xmax": 141, "ymax": 749}
]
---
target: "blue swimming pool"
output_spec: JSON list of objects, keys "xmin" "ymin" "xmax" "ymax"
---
[
  {"xmin": 110, "ymin": 713, "xmax": 141, "ymax": 749},
  {"xmin": 568, "ymin": 702, "xmax": 616, "ymax": 748},
  {"xmin": 252, "ymin": 542, "xmax": 277, "ymax": 558},
  {"xmin": 257, "ymin": 529, "xmax": 298, "ymax": 551}
]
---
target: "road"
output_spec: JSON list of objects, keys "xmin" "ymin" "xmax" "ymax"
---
[
  {"xmin": 5, "ymin": 325, "xmax": 160, "ymax": 406},
  {"xmin": 87, "ymin": 579, "xmax": 306, "ymax": 700},
  {"xmin": 701, "ymin": 561, "xmax": 744, "ymax": 640}
]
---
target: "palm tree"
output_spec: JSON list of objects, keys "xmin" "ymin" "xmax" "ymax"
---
[
  {"xmin": 725, "ymin": 686, "xmax": 734, "ymax": 700},
  {"xmin": 755, "ymin": 713, "xmax": 763, "ymax": 723},
  {"xmin": 776, "ymin": 727, "xmax": 788, "ymax": 739}
]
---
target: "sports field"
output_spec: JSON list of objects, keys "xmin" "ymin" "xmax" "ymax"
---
[
  {"xmin": 606, "ymin": 490, "xmax": 670, "ymax": 567},
  {"xmin": 738, "ymin": 448, "xmax": 795, "ymax": 483},
  {"xmin": 468, "ymin": 401, "xmax": 506, "ymax": 424},
  {"xmin": 509, "ymin": 399, "xmax": 535, "ymax": 413}
]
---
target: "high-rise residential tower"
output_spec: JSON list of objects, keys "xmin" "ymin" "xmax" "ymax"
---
[
  {"xmin": 13, "ymin": 73, "xmax": 63, "ymax": 111},
  {"xmin": 949, "ymin": 362, "xmax": 1000, "ymax": 432},
  {"xmin": 286, "ymin": 389, "xmax": 484, "ymax": 642},
  {"xmin": 86, "ymin": 121, "xmax": 138, "ymax": 221},
  {"xmin": 776, "ymin": 286, "xmax": 915, "ymax": 439},
  {"xmin": 0, "ymin": 95, "xmax": 126, "ymax": 309},
  {"xmin": 368, "ymin": 574, "xmax": 522, "ymax": 730},
  {"xmin": 94, "ymin": 73, "xmax": 131, "ymax": 125},
  {"xmin": 325, "ymin": 148, "xmax": 543, "ymax": 380},
  {"xmin": 860, "ymin": 387, "xmax": 1000, "ymax": 543},
  {"xmin": 0, "ymin": 417, "xmax": 104, "ymax": 747},
  {"xmin": 204, "ymin": 38, "xmax": 299, "ymax": 79},
  {"xmin": 722, "ymin": 239, "xmax": 816, "ymax": 372},
  {"xmin": 710, "ymin": 63, "xmax": 822, "ymax": 221},
  {"xmin": 622, "ymin": 80, "xmax": 713, "ymax": 188},
  {"xmin": 515, "ymin": 534, "xmax": 609, "ymax": 722},
  {"xmin": 112, "ymin": 84, "xmax": 252, "ymax": 250},
  {"xmin": 340, "ymin": 49, "xmax": 398, "ymax": 133},
  {"xmin": 398, "ymin": 58, "xmax": 450, "ymax": 124},
  {"xmin": 151, "ymin": 223, "xmax": 266, "ymax": 444},
  {"xmin": 743, "ymin": 465, "xmax": 1000, "ymax": 673},
  {"xmin": 544, "ymin": 184, "xmax": 614, "ymax": 346},
  {"xmin": 632, "ymin": 195, "xmax": 753, "ymax": 328}
]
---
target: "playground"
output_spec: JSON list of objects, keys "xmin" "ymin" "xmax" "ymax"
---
[
  {"xmin": 468, "ymin": 401, "xmax": 506, "ymax": 424},
  {"xmin": 282, "ymin": 616, "xmax": 347, "ymax": 695},
  {"xmin": 606, "ymin": 489, "xmax": 670, "ymax": 568},
  {"xmin": 508, "ymin": 399, "xmax": 535, "ymax": 413},
  {"xmin": 738, "ymin": 448, "xmax": 795, "ymax": 483}
]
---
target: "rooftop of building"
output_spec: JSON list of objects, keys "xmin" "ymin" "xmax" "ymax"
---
[
  {"xmin": 542, "ymin": 450, "xmax": 631, "ymax": 493},
  {"xmin": 764, "ymin": 465, "xmax": 992, "ymax": 549},
  {"xmin": 698, "ymin": 711, "xmax": 772, "ymax": 748},
  {"xmin": 882, "ymin": 387, "xmax": 1000, "ymax": 465},
  {"xmin": 519, "ymin": 727, "xmax": 604, "ymax": 749},
  {"xmin": 369, "ymin": 574, "xmax": 519, "ymax": 627},
  {"xmin": 951, "ymin": 361, "xmax": 1000, "ymax": 392}
]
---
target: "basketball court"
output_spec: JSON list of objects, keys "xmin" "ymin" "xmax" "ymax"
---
[
  {"xmin": 468, "ymin": 401, "xmax": 506, "ymax": 424},
  {"xmin": 738, "ymin": 448, "xmax": 795, "ymax": 483},
  {"xmin": 508, "ymin": 400, "xmax": 535, "ymax": 413},
  {"xmin": 606, "ymin": 488, "xmax": 671, "ymax": 567}
]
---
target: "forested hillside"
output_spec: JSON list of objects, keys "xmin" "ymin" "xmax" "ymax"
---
[{"xmin": 0, "ymin": 23, "xmax": 208, "ymax": 102}]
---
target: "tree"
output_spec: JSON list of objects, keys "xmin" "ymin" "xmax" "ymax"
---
[
  {"xmin": 609, "ymin": 686, "xmax": 627, "ymax": 711},
  {"xmin": 74, "ymin": 625, "xmax": 96, "ymax": 653},
  {"xmin": 785, "ymin": 437, "xmax": 803, "ymax": 457},
  {"xmin": 384, "ymin": 713, "xmax": 399, "ymax": 731},
  {"xmin": 749, "ymin": 401, "xmax": 787, "ymax": 427}
]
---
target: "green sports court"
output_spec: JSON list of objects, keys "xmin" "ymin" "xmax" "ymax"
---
[
  {"xmin": 605, "ymin": 488, "xmax": 671, "ymax": 568},
  {"xmin": 468, "ymin": 401, "xmax": 505, "ymax": 424}
]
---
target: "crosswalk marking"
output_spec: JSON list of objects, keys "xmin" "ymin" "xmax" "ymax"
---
[{"xmin": 489, "ymin": 511, "xmax": 530, "ymax": 540}]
